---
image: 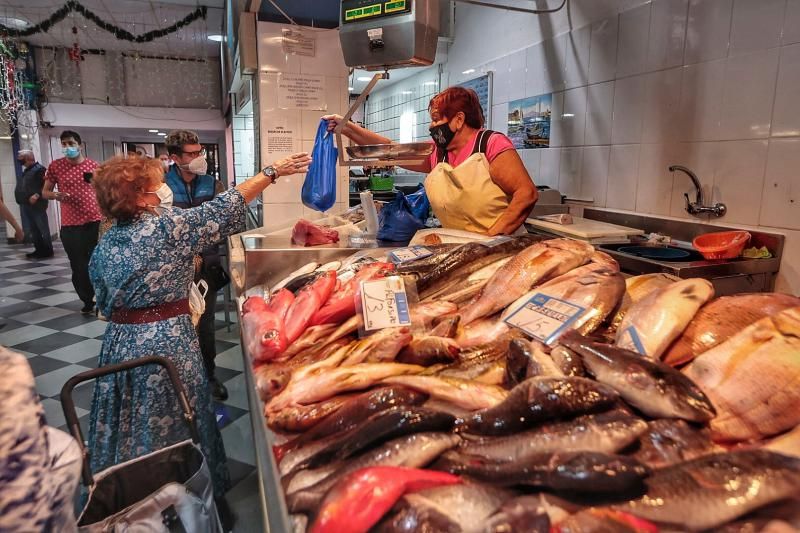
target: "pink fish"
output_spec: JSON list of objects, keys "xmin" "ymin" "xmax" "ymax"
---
[
  {"xmin": 310, "ymin": 467, "xmax": 461, "ymax": 533},
  {"xmin": 310, "ymin": 263, "xmax": 394, "ymax": 326},
  {"xmin": 285, "ymin": 271, "xmax": 337, "ymax": 344},
  {"xmin": 267, "ymin": 288, "xmax": 295, "ymax": 320},
  {"xmin": 241, "ymin": 296, "xmax": 288, "ymax": 363}
]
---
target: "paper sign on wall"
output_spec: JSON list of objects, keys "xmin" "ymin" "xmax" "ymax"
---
[
  {"xmin": 265, "ymin": 126, "xmax": 295, "ymax": 154},
  {"xmin": 277, "ymin": 74, "xmax": 326, "ymax": 110}
]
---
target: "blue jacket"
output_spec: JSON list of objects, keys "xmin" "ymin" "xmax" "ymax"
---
[{"xmin": 165, "ymin": 166, "xmax": 217, "ymax": 209}]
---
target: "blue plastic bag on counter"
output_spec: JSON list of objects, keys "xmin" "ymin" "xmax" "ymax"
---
[
  {"xmin": 302, "ymin": 119, "xmax": 337, "ymax": 212},
  {"xmin": 377, "ymin": 192, "xmax": 426, "ymax": 242},
  {"xmin": 406, "ymin": 184, "xmax": 431, "ymax": 221}
]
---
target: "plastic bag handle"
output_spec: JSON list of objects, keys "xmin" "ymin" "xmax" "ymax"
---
[{"xmin": 60, "ymin": 355, "xmax": 201, "ymax": 486}]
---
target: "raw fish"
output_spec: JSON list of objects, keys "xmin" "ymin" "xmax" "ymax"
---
[
  {"xmin": 616, "ymin": 450, "xmax": 800, "ymax": 531},
  {"xmin": 608, "ymin": 273, "xmax": 680, "ymax": 335},
  {"xmin": 397, "ymin": 335, "xmax": 461, "ymax": 366},
  {"xmin": 765, "ymin": 425, "xmax": 800, "ymax": 459},
  {"xmin": 663, "ymin": 292, "xmax": 800, "ymax": 366},
  {"xmin": 457, "ymin": 239, "xmax": 594, "ymax": 325},
  {"xmin": 309, "ymin": 467, "xmax": 461, "ymax": 533},
  {"xmin": 560, "ymin": 331, "xmax": 716, "ymax": 423},
  {"xmin": 454, "ymin": 317, "xmax": 510, "ymax": 348},
  {"xmin": 284, "ymin": 270, "xmax": 337, "ymax": 344},
  {"xmin": 684, "ymin": 306, "xmax": 800, "ymax": 442},
  {"xmin": 267, "ymin": 288, "xmax": 295, "ymax": 319},
  {"xmin": 434, "ymin": 451, "xmax": 649, "ymax": 493},
  {"xmin": 484, "ymin": 497, "xmax": 551, "ymax": 533},
  {"xmin": 383, "ymin": 375, "xmax": 508, "ymax": 411},
  {"xmin": 266, "ymin": 394, "xmax": 353, "ymax": 433},
  {"xmin": 554, "ymin": 509, "xmax": 658, "ymax": 533},
  {"xmin": 241, "ymin": 296, "xmax": 288, "ymax": 363},
  {"xmin": 292, "ymin": 218, "xmax": 339, "ymax": 247},
  {"xmin": 272, "ymin": 261, "xmax": 320, "ymax": 292},
  {"xmin": 310, "ymin": 262, "xmax": 394, "ymax": 326},
  {"xmin": 550, "ymin": 345, "xmax": 585, "ymax": 377},
  {"xmin": 633, "ymin": 419, "xmax": 720, "ymax": 469},
  {"xmin": 458, "ymin": 411, "xmax": 648, "ymax": 462},
  {"xmin": 615, "ymin": 278, "xmax": 714, "ymax": 358},
  {"xmin": 461, "ymin": 376, "xmax": 619, "ymax": 435}
]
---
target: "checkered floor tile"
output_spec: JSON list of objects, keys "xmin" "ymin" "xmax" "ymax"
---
[{"xmin": 1, "ymin": 230, "xmax": 258, "ymax": 530}]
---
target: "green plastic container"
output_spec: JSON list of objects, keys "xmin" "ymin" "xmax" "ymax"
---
[{"xmin": 369, "ymin": 173, "xmax": 394, "ymax": 191}]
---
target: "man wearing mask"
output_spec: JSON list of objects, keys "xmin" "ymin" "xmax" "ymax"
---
[
  {"xmin": 164, "ymin": 130, "xmax": 229, "ymax": 401},
  {"xmin": 157, "ymin": 150, "xmax": 172, "ymax": 172},
  {"xmin": 42, "ymin": 130, "xmax": 101, "ymax": 314},
  {"xmin": 15, "ymin": 150, "xmax": 52, "ymax": 258}
]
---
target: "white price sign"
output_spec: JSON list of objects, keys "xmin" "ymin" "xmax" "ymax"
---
[
  {"xmin": 360, "ymin": 277, "xmax": 412, "ymax": 331},
  {"xmin": 504, "ymin": 293, "xmax": 585, "ymax": 344},
  {"xmin": 482, "ymin": 235, "xmax": 512, "ymax": 248},
  {"xmin": 388, "ymin": 246, "xmax": 433, "ymax": 264}
]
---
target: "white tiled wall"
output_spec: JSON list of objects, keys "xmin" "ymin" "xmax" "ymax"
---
[
  {"xmin": 443, "ymin": 0, "xmax": 800, "ymax": 293},
  {"xmin": 256, "ymin": 23, "xmax": 349, "ymax": 232}
]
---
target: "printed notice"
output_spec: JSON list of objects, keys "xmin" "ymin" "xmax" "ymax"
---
[
  {"xmin": 282, "ymin": 29, "xmax": 315, "ymax": 57},
  {"xmin": 504, "ymin": 293, "xmax": 585, "ymax": 344},
  {"xmin": 360, "ymin": 277, "xmax": 412, "ymax": 331},
  {"xmin": 277, "ymin": 74, "xmax": 326, "ymax": 110},
  {"xmin": 265, "ymin": 126, "xmax": 295, "ymax": 154},
  {"xmin": 388, "ymin": 246, "xmax": 433, "ymax": 264}
]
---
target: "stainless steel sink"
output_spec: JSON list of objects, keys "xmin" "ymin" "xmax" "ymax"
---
[{"xmin": 598, "ymin": 243, "xmax": 706, "ymax": 262}]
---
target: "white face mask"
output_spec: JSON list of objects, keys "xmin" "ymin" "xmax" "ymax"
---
[
  {"xmin": 161, "ymin": 160, "xmax": 170, "ymax": 171},
  {"xmin": 147, "ymin": 183, "xmax": 173, "ymax": 211},
  {"xmin": 180, "ymin": 155, "xmax": 208, "ymax": 176}
]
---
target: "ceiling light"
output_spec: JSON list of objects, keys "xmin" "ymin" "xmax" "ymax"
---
[
  {"xmin": 207, "ymin": 34, "xmax": 224, "ymax": 42},
  {"xmin": 401, "ymin": 91, "xmax": 413, "ymax": 95},
  {"xmin": 348, "ymin": 86, "xmax": 354, "ymax": 91},
  {"xmin": 0, "ymin": 17, "xmax": 29, "ymax": 30},
  {"xmin": 157, "ymin": 132, "xmax": 167, "ymax": 136},
  {"xmin": 148, "ymin": 129, "xmax": 159, "ymax": 133},
  {"xmin": 562, "ymin": 113, "xmax": 575, "ymax": 118},
  {"xmin": 462, "ymin": 69, "xmax": 475, "ymax": 75},
  {"xmin": 423, "ymin": 81, "xmax": 437, "ymax": 86},
  {"xmin": 357, "ymin": 76, "xmax": 372, "ymax": 82}
]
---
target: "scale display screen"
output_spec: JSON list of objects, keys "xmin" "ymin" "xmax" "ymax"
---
[{"xmin": 341, "ymin": 0, "xmax": 411, "ymax": 24}]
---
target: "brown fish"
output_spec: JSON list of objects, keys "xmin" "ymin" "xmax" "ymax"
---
[
  {"xmin": 266, "ymin": 394, "xmax": 354, "ymax": 433},
  {"xmin": 616, "ymin": 278, "xmax": 714, "ymax": 359},
  {"xmin": 609, "ymin": 273, "xmax": 680, "ymax": 334},
  {"xmin": 684, "ymin": 306, "xmax": 800, "ymax": 442},
  {"xmin": 663, "ymin": 293, "xmax": 800, "ymax": 366},
  {"xmin": 765, "ymin": 425, "xmax": 800, "ymax": 459},
  {"xmin": 633, "ymin": 419, "xmax": 721, "ymax": 469},
  {"xmin": 383, "ymin": 374, "xmax": 508, "ymax": 411}
]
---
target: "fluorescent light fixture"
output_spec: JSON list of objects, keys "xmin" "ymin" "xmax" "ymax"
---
[
  {"xmin": 157, "ymin": 132, "xmax": 167, "ymax": 136},
  {"xmin": 348, "ymin": 86, "xmax": 354, "ymax": 91},
  {"xmin": 423, "ymin": 81, "xmax": 437, "ymax": 86},
  {"xmin": 462, "ymin": 69, "xmax": 475, "ymax": 75},
  {"xmin": 401, "ymin": 90, "xmax": 413, "ymax": 95},
  {"xmin": 357, "ymin": 76, "xmax": 372, "ymax": 82},
  {"xmin": 207, "ymin": 34, "xmax": 224, "ymax": 42},
  {"xmin": 0, "ymin": 135, "xmax": 12, "ymax": 140},
  {"xmin": 148, "ymin": 129, "xmax": 159, "ymax": 133},
  {"xmin": 562, "ymin": 113, "xmax": 575, "ymax": 118}
]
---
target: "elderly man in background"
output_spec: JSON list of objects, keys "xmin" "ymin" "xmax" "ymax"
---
[{"xmin": 15, "ymin": 150, "xmax": 53, "ymax": 259}]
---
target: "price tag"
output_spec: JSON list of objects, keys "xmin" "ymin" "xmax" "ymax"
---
[
  {"xmin": 388, "ymin": 245, "xmax": 433, "ymax": 264},
  {"xmin": 504, "ymin": 293, "xmax": 585, "ymax": 344},
  {"xmin": 360, "ymin": 277, "xmax": 412, "ymax": 331},
  {"xmin": 618, "ymin": 326, "xmax": 646, "ymax": 355},
  {"xmin": 482, "ymin": 235, "xmax": 512, "ymax": 248}
]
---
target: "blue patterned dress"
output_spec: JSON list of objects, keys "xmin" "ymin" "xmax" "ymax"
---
[{"xmin": 87, "ymin": 189, "xmax": 246, "ymax": 497}]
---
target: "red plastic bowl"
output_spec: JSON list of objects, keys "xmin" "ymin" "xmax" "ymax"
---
[{"xmin": 692, "ymin": 230, "xmax": 751, "ymax": 260}]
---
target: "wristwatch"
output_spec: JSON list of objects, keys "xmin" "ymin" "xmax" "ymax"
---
[{"xmin": 262, "ymin": 165, "xmax": 278, "ymax": 183}]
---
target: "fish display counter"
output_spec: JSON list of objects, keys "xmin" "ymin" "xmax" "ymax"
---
[{"xmin": 228, "ymin": 227, "xmax": 800, "ymax": 533}]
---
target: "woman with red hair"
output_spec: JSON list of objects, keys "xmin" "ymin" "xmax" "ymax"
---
[{"xmin": 325, "ymin": 86, "xmax": 538, "ymax": 235}]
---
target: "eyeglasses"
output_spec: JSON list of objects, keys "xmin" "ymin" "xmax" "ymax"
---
[{"xmin": 181, "ymin": 148, "xmax": 206, "ymax": 158}]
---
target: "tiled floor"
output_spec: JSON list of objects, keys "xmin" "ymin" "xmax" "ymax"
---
[{"xmin": 0, "ymin": 231, "xmax": 263, "ymax": 532}]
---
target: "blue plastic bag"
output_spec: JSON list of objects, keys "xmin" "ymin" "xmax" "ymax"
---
[
  {"xmin": 302, "ymin": 119, "xmax": 337, "ymax": 212},
  {"xmin": 377, "ymin": 192, "xmax": 425, "ymax": 242},
  {"xmin": 406, "ymin": 184, "xmax": 430, "ymax": 221}
]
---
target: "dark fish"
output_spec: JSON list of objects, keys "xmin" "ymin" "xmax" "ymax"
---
[
  {"xmin": 555, "ymin": 508, "xmax": 659, "ymax": 533},
  {"xmin": 484, "ymin": 497, "xmax": 551, "ymax": 533},
  {"xmin": 434, "ymin": 451, "xmax": 649, "ymax": 493},
  {"xmin": 397, "ymin": 335, "xmax": 461, "ymax": 366},
  {"xmin": 461, "ymin": 376, "xmax": 619, "ymax": 436},
  {"xmin": 616, "ymin": 450, "xmax": 800, "ymax": 531},
  {"xmin": 267, "ymin": 394, "xmax": 353, "ymax": 435},
  {"xmin": 403, "ymin": 235, "xmax": 544, "ymax": 298},
  {"xmin": 288, "ymin": 406, "xmax": 456, "ymax": 473},
  {"xmin": 633, "ymin": 419, "xmax": 720, "ymax": 469},
  {"xmin": 459, "ymin": 411, "xmax": 648, "ymax": 463},
  {"xmin": 285, "ymin": 432, "xmax": 460, "ymax": 513},
  {"xmin": 559, "ymin": 331, "xmax": 716, "ymax": 423},
  {"xmin": 505, "ymin": 338, "xmax": 534, "ymax": 387},
  {"xmin": 284, "ymin": 270, "xmax": 323, "ymax": 293},
  {"xmin": 374, "ymin": 483, "xmax": 516, "ymax": 533},
  {"xmin": 274, "ymin": 386, "xmax": 428, "ymax": 460},
  {"xmin": 550, "ymin": 345, "xmax": 586, "ymax": 377}
]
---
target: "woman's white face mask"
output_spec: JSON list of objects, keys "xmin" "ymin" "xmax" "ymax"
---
[{"xmin": 145, "ymin": 183, "xmax": 173, "ymax": 213}]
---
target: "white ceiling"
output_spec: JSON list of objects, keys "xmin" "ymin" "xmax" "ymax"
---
[{"xmin": 1, "ymin": 0, "xmax": 225, "ymax": 57}]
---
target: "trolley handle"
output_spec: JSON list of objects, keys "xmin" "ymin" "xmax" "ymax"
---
[{"xmin": 60, "ymin": 355, "xmax": 201, "ymax": 487}]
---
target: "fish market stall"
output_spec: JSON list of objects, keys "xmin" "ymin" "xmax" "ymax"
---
[{"xmin": 229, "ymin": 226, "xmax": 800, "ymax": 533}]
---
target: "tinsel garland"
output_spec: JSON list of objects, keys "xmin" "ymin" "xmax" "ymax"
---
[{"xmin": 0, "ymin": 1, "xmax": 208, "ymax": 43}]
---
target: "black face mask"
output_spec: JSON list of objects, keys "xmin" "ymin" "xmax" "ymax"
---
[{"xmin": 429, "ymin": 120, "xmax": 456, "ymax": 150}]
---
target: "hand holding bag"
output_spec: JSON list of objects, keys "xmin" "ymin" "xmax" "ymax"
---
[{"xmin": 189, "ymin": 279, "xmax": 209, "ymax": 327}]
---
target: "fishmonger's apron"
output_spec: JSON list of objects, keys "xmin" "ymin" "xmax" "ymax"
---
[{"xmin": 424, "ymin": 130, "xmax": 515, "ymax": 234}]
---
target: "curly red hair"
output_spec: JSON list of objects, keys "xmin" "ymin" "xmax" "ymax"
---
[
  {"xmin": 93, "ymin": 155, "xmax": 164, "ymax": 221},
  {"xmin": 429, "ymin": 86, "xmax": 485, "ymax": 128}
]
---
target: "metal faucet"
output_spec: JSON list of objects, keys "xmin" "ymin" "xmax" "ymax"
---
[{"xmin": 668, "ymin": 165, "xmax": 727, "ymax": 217}]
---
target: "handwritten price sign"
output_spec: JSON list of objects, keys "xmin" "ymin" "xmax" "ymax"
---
[
  {"xmin": 360, "ymin": 277, "xmax": 412, "ymax": 331},
  {"xmin": 504, "ymin": 293, "xmax": 585, "ymax": 344}
]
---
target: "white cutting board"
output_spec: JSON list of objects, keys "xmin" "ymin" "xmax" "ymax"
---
[{"xmin": 525, "ymin": 216, "xmax": 644, "ymax": 239}]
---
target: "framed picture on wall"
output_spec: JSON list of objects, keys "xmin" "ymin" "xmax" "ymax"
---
[
  {"xmin": 507, "ymin": 93, "xmax": 552, "ymax": 149},
  {"xmin": 458, "ymin": 73, "xmax": 493, "ymax": 128}
]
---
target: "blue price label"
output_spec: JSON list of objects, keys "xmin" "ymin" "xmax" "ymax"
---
[{"xmin": 504, "ymin": 293, "xmax": 585, "ymax": 344}]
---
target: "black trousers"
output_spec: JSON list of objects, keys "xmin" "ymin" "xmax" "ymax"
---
[
  {"xmin": 197, "ymin": 276, "xmax": 218, "ymax": 379},
  {"xmin": 20, "ymin": 205, "xmax": 53, "ymax": 255},
  {"xmin": 60, "ymin": 221, "xmax": 99, "ymax": 306}
]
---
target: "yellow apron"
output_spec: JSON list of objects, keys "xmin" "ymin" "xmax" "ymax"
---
[{"xmin": 424, "ymin": 130, "xmax": 512, "ymax": 234}]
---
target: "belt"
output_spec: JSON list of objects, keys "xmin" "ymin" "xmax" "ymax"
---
[{"xmin": 110, "ymin": 299, "xmax": 190, "ymax": 324}]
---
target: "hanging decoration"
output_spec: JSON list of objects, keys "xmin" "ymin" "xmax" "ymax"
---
[
  {"xmin": 0, "ymin": 1, "xmax": 208, "ymax": 43},
  {"xmin": 67, "ymin": 26, "xmax": 82, "ymax": 64}
]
